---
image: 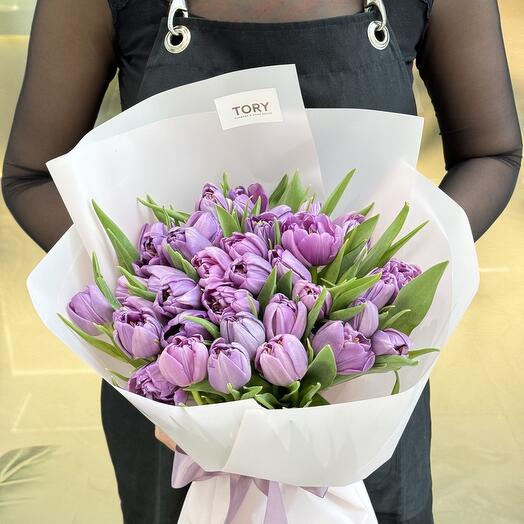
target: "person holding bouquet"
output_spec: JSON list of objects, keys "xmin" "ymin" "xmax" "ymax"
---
[{"xmin": 2, "ymin": 1, "xmax": 521, "ymax": 523}]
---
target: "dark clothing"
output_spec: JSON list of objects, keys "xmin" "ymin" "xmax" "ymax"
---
[{"xmin": 2, "ymin": 0, "xmax": 522, "ymax": 523}]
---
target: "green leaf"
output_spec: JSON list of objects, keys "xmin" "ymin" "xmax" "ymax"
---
[
  {"xmin": 380, "ymin": 308, "xmax": 412, "ymax": 330},
  {"xmin": 227, "ymin": 383, "xmax": 241, "ymax": 401},
  {"xmin": 391, "ymin": 370, "xmax": 400, "ymax": 395},
  {"xmin": 304, "ymin": 286, "xmax": 328, "ymax": 338},
  {"xmin": 245, "ymin": 373, "xmax": 273, "ymax": 392},
  {"xmin": 321, "ymin": 238, "xmax": 350, "ymax": 285},
  {"xmin": 57, "ymin": 313, "xmax": 132, "ymax": 364},
  {"xmin": 240, "ymin": 386, "xmax": 263, "ymax": 400},
  {"xmin": 328, "ymin": 303, "xmax": 365, "ymax": 321},
  {"xmin": 345, "ymin": 215, "xmax": 379, "ymax": 253},
  {"xmin": 374, "ymin": 355, "xmax": 419, "ymax": 369},
  {"xmin": 92, "ymin": 199, "xmax": 139, "ymax": 263},
  {"xmin": 107, "ymin": 369, "xmax": 131, "ymax": 382},
  {"xmin": 269, "ymin": 173, "xmax": 289, "ymax": 208},
  {"xmin": 386, "ymin": 260, "xmax": 449, "ymax": 335},
  {"xmin": 137, "ymin": 196, "xmax": 189, "ymax": 223},
  {"xmin": 92, "ymin": 252, "xmax": 121, "ymax": 310},
  {"xmin": 240, "ymin": 198, "xmax": 251, "ymax": 231},
  {"xmin": 337, "ymin": 243, "xmax": 369, "ymax": 282},
  {"xmin": 305, "ymin": 338, "xmax": 315, "ymax": 365},
  {"xmin": 308, "ymin": 393, "xmax": 330, "ymax": 406},
  {"xmin": 127, "ymin": 284, "xmax": 156, "ymax": 301},
  {"xmin": 320, "ymin": 168, "xmax": 356, "ymax": 216},
  {"xmin": 273, "ymin": 218, "xmax": 281, "ymax": 246},
  {"xmin": 301, "ymin": 344, "xmax": 337, "ymax": 391},
  {"xmin": 254, "ymin": 392, "xmax": 280, "ymax": 409},
  {"xmin": 215, "ymin": 204, "xmax": 241, "ymax": 237},
  {"xmin": 118, "ymin": 265, "xmax": 146, "ymax": 290},
  {"xmin": 280, "ymin": 380, "xmax": 301, "ymax": 406},
  {"xmin": 106, "ymin": 229, "xmax": 136, "ymax": 273},
  {"xmin": 331, "ymin": 273, "xmax": 382, "ymax": 311},
  {"xmin": 281, "ymin": 171, "xmax": 308, "ymax": 212},
  {"xmin": 257, "ymin": 266, "xmax": 278, "ymax": 314},
  {"xmin": 220, "ymin": 172, "xmax": 230, "ymax": 195},
  {"xmin": 276, "ymin": 270, "xmax": 293, "ymax": 298},
  {"xmin": 408, "ymin": 348, "xmax": 440, "ymax": 359},
  {"xmin": 378, "ymin": 220, "xmax": 429, "ymax": 267},
  {"xmin": 357, "ymin": 201, "xmax": 375, "ymax": 217},
  {"xmin": 184, "ymin": 315, "xmax": 220, "ymax": 339},
  {"xmin": 184, "ymin": 379, "xmax": 230, "ymax": 400},
  {"xmin": 357, "ymin": 202, "xmax": 410, "ymax": 278},
  {"xmin": 164, "ymin": 245, "xmax": 198, "ymax": 281},
  {"xmin": 251, "ymin": 196, "xmax": 262, "ymax": 217},
  {"xmin": 299, "ymin": 382, "xmax": 322, "ymax": 408},
  {"xmin": 143, "ymin": 195, "xmax": 174, "ymax": 227}
]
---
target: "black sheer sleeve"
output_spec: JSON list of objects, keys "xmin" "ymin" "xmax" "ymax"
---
[
  {"xmin": 415, "ymin": 0, "xmax": 522, "ymax": 242},
  {"xmin": 1, "ymin": 0, "xmax": 117, "ymax": 253}
]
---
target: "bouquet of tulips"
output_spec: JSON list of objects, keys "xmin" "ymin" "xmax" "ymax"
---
[
  {"xmin": 26, "ymin": 64, "xmax": 479, "ymax": 523},
  {"xmin": 62, "ymin": 170, "xmax": 446, "ymax": 412}
]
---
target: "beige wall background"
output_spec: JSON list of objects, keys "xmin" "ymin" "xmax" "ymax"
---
[{"xmin": 0, "ymin": 1, "xmax": 522, "ymax": 522}]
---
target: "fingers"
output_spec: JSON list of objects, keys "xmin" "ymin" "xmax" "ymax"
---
[{"xmin": 154, "ymin": 426, "xmax": 177, "ymax": 451}]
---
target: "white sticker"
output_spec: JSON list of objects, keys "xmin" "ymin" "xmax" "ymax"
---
[{"xmin": 214, "ymin": 88, "xmax": 284, "ymax": 130}]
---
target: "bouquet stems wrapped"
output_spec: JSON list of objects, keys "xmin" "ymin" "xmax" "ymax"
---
[{"xmin": 27, "ymin": 65, "xmax": 479, "ymax": 523}]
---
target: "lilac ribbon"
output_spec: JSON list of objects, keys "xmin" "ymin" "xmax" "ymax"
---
[{"xmin": 171, "ymin": 449, "xmax": 328, "ymax": 524}]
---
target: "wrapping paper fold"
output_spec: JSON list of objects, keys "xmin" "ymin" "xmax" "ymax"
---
[{"xmin": 26, "ymin": 65, "xmax": 479, "ymax": 521}]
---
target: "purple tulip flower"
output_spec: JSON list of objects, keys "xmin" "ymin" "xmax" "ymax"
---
[
  {"xmin": 255, "ymin": 334, "xmax": 308, "ymax": 387},
  {"xmin": 186, "ymin": 211, "xmax": 222, "ymax": 245},
  {"xmin": 268, "ymin": 246, "xmax": 311, "ymax": 284},
  {"xmin": 220, "ymin": 312, "xmax": 265, "ymax": 359},
  {"xmin": 128, "ymin": 361, "xmax": 188, "ymax": 405},
  {"xmin": 281, "ymin": 212, "xmax": 344, "ymax": 267},
  {"xmin": 158, "ymin": 334, "xmax": 209, "ymax": 387},
  {"xmin": 202, "ymin": 282, "xmax": 259, "ymax": 324},
  {"xmin": 333, "ymin": 212, "xmax": 366, "ymax": 236},
  {"xmin": 162, "ymin": 226, "xmax": 211, "ymax": 262},
  {"xmin": 220, "ymin": 232, "xmax": 268, "ymax": 260},
  {"xmin": 298, "ymin": 200, "xmax": 322, "ymax": 214},
  {"xmin": 371, "ymin": 328, "xmax": 412, "ymax": 356},
  {"xmin": 67, "ymin": 284, "xmax": 113, "ymax": 335},
  {"xmin": 360, "ymin": 275, "xmax": 397, "ymax": 310},
  {"xmin": 371, "ymin": 258, "xmax": 422, "ymax": 303},
  {"xmin": 245, "ymin": 205, "xmax": 292, "ymax": 244},
  {"xmin": 226, "ymin": 253, "xmax": 272, "ymax": 295},
  {"xmin": 115, "ymin": 275, "xmax": 148, "ymax": 302},
  {"xmin": 263, "ymin": 293, "xmax": 307, "ymax": 339},
  {"xmin": 311, "ymin": 320, "xmax": 375, "ymax": 375},
  {"xmin": 192, "ymin": 247, "xmax": 233, "ymax": 287},
  {"xmin": 195, "ymin": 183, "xmax": 231, "ymax": 214},
  {"xmin": 207, "ymin": 338, "xmax": 252, "ymax": 393},
  {"xmin": 349, "ymin": 298, "xmax": 379, "ymax": 337},
  {"xmin": 292, "ymin": 280, "xmax": 332, "ymax": 319},
  {"xmin": 247, "ymin": 183, "xmax": 269, "ymax": 212},
  {"xmin": 137, "ymin": 222, "xmax": 167, "ymax": 265},
  {"xmin": 113, "ymin": 296, "xmax": 164, "ymax": 358},
  {"xmin": 160, "ymin": 310, "xmax": 211, "ymax": 348}
]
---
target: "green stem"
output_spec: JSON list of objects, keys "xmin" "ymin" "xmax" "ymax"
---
[
  {"xmin": 310, "ymin": 267, "xmax": 318, "ymax": 284},
  {"xmin": 191, "ymin": 391, "xmax": 204, "ymax": 405}
]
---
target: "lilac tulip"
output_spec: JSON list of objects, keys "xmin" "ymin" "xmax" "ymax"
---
[
  {"xmin": 220, "ymin": 312, "xmax": 265, "ymax": 359},
  {"xmin": 371, "ymin": 328, "xmax": 412, "ymax": 356},
  {"xmin": 195, "ymin": 183, "xmax": 231, "ymax": 214},
  {"xmin": 202, "ymin": 282, "xmax": 259, "ymax": 324},
  {"xmin": 141, "ymin": 265, "xmax": 186, "ymax": 292},
  {"xmin": 207, "ymin": 338, "xmax": 252, "ymax": 393},
  {"xmin": 158, "ymin": 334, "xmax": 209, "ymax": 387},
  {"xmin": 113, "ymin": 296, "xmax": 164, "ymax": 358},
  {"xmin": 298, "ymin": 199, "xmax": 322, "ymax": 214},
  {"xmin": 231, "ymin": 193, "xmax": 255, "ymax": 218},
  {"xmin": 161, "ymin": 310, "xmax": 211, "ymax": 348},
  {"xmin": 360, "ymin": 275, "xmax": 397, "ymax": 310},
  {"xmin": 333, "ymin": 212, "xmax": 366, "ymax": 236},
  {"xmin": 349, "ymin": 298, "xmax": 379, "ymax": 337},
  {"xmin": 281, "ymin": 212, "xmax": 344, "ymax": 267},
  {"xmin": 371, "ymin": 258, "xmax": 422, "ymax": 303},
  {"xmin": 67, "ymin": 284, "xmax": 113, "ymax": 335},
  {"xmin": 115, "ymin": 275, "xmax": 148, "ymax": 302},
  {"xmin": 268, "ymin": 246, "xmax": 311, "ymax": 284},
  {"xmin": 226, "ymin": 253, "xmax": 272, "ymax": 295},
  {"xmin": 292, "ymin": 280, "xmax": 332, "ymax": 319},
  {"xmin": 263, "ymin": 293, "xmax": 307, "ymax": 339},
  {"xmin": 137, "ymin": 222, "xmax": 167, "ymax": 265},
  {"xmin": 245, "ymin": 205, "xmax": 292, "ymax": 244},
  {"xmin": 162, "ymin": 226, "xmax": 211, "ymax": 262},
  {"xmin": 192, "ymin": 247, "xmax": 233, "ymax": 287},
  {"xmin": 311, "ymin": 320, "xmax": 375, "ymax": 375},
  {"xmin": 220, "ymin": 232, "xmax": 268, "ymax": 260},
  {"xmin": 186, "ymin": 211, "xmax": 222, "ymax": 245},
  {"xmin": 255, "ymin": 334, "xmax": 308, "ymax": 387},
  {"xmin": 247, "ymin": 183, "xmax": 268, "ymax": 212},
  {"xmin": 128, "ymin": 361, "xmax": 188, "ymax": 405}
]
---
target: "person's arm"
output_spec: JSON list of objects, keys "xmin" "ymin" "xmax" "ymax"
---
[
  {"xmin": 415, "ymin": 0, "xmax": 522, "ymax": 242},
  {"xmin": 1, "ymin": 0, "xmax": 117, "ymax": 253}
]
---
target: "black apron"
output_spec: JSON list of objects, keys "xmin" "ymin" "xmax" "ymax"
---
[{"xmin": 101, "ymin": 2, "xmax": 433, "ymax": 523}]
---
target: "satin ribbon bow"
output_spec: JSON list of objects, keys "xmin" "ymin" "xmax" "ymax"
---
[{"xmin": 171, "ymin": 450, "xmax": 328, "ymax": 524}]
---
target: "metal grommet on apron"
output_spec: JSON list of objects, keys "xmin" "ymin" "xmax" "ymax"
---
[
  {"xmin": 364, "ymin": 0, "xmax": 390, "ymax": 50},
  {"xmin": 164, "ymin": 0, "xmax": 191, "ymax": 54}
]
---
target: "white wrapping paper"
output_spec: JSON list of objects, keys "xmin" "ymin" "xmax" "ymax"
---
[{"xmin": 26, "ymin": 65, "xmax": 479, "ymax": 522}]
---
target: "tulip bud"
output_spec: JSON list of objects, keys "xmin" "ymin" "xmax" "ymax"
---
[
  {"xmin": 162, "ymin": 226, "xmax": 211, "ymax": 262},
  {"xmin": 220, "ymin": 312, "xmax": 265, "ymax": 359},
  {"xmin": 292, "ymin": 280, "xmax": 332, "ymax": 319},
  {"xmin": 349, "ymin": 298, "xmax": 379, "ymax": 337},
  {"xmin": 226, "ymin": 253, "xmax": 272, "ymax": 295},
  {"xmin": 67, "ymin": 284, "xmax": 113, "ymax": 335},
  {"xmin": 207, "ymin": 338, "xmax": 252, "ymax": 393},
  {"xmin": 371, "ymin": 328, "xmax": 412, "ymax": 356},
  {"xmin": 192, "ymin": 247, "xmax": 233, "ymax": 287},
  {"xmin": 137, "ymin": 222, "xmax": 167, "ymax": 265},
  {"xmin": 202, "ymin": 282, "xmax": 259, "ymax": 324},
  {"xmin": 158, "ymin": 335, "xmax": 209, "ymax": 387},
  {"xmin": 255, "ymin": 334, "xmax": 308, "ymax": 387},
  {"xmin": 220, "ymin": 232, "xmax": 268, "ymax": 260},
  {"xmin": 268, "ymin": 246, "xmax": 311, "ymax": 285},
  {"xmin": 263, "ymin": 293, "xmax": 307, "ymax": 339}
]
